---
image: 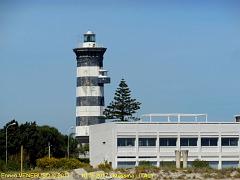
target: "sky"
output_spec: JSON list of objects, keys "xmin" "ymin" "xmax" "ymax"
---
[{"xmin": 1, "ymin": 0, "xmax": 240, "ymax": 133}]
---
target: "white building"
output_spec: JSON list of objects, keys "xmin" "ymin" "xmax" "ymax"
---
[{"xmin": 89, "ymin": 114, "xmax": 240, "ymax": 169}]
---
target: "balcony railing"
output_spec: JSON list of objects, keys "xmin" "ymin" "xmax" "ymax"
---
[{"xmin": 98, "ymin": 76, "xmax": 110, "ymax": 84}]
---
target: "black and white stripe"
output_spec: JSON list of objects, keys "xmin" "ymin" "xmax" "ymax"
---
[
  {"xmin": 77, "ymin": 77, "xmax": 104, "ymax": 86},
  {"xmin": 76, "ymin": 116, "xmax": 105, "ymax": 126},
  {"xmin": 74, "ymin": 47, "xmax": 107, "ymax": 127},
  {"xmin": 76, "ymin": 96, "xmax": 104, "ymax": 106},
  {"xmin": 77, "ymin": 57, "xmax": 103, "ymax": 67}
]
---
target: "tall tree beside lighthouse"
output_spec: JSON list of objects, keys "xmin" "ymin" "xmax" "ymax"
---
[{"xmin": 104, "ymin": 79, "xmax": 141, "ymax": 121}]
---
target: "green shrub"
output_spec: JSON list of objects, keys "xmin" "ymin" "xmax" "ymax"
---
[
  {"xmin": 114, "ymin": 168, "xmax": 128, "ymax": 173},
  {"xmin": 58, "ymin": 158, "xmax": 84, "ymax": 169},
  {"xmin": 78, "ymin": 158, "xmax": 90, "ymax": 163},
  {"xmin": 6, "ymin": 160, "xmax": 21, "ymax": 171},
  {"xmin": 0, "ymin": 160, "xmax": 7, "ymax": 172},
  {"xmin": 192, "ymin": 159, "xmax": 209, "ymax": 168},
  {"xmin": 135, "ymin": 165, "xmax": 147, "ymax": 173},
  {"xmin": 160, "ymin": 161, "xmax": 176, "ymax": 170},
  {"xmin": 36, "ymin": 157, "xmax": 59, "ymax": 170},
  {"xmin": 139, "ymin": 161, "xmax": 152, "ymax": 166},
  {"xmin": 97, "ymin": 161, "xmax": 112, "ymax": 171},
  {"xmin": 36, "ymin": 157, "xmax": 91, "ymax": 170},
  {"xmin": 0, "ymin": 160, "xmax": 30, "ymax": 171},
  {"xmin": 82, "ymin": 164, "xmax": 94, "ymax": 172},
  {"xmin": 135, "ymin": 161, "xmax": 159, "ymax": 173}
]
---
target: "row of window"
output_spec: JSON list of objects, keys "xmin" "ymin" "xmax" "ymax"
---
[
  {"xmin": 117, "ymin": 161, "xmax": 239, "ymax": 169},
  {"xmin": 117, "ymin": 138, "xmax": 239, "ymax": 147}
]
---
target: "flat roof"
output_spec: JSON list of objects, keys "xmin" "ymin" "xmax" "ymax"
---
[{"xmin": 107, "ymin": 121, "xmax": 238, "ymax": 125}]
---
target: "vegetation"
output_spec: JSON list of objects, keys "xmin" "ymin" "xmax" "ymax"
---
[
  {"xmin": 36, "ymin": 157, "xmax": 91, "ymax": 170},
  {"xmin": 192, "ymin": 159, "xmax": 210, "ymax": 168},
  {"xmin": 104, "ymin": 79, "xmax": 141, "ymax": 121},
  {"xmin": 160, "ymin": 161, "xmax": 176, "ymax": 169},
  {"xmin": 138, "ymin": 161, "xmax": 152, "ymax": 166},
  {"xmin": 0, "ymin": 120, "xmax": 80, "ymax": 169},
  {"xmin": 97, "ymin": 160, "xmax": 112, "ymax": 171},
  {"xmin": 78, "ymin": 144, "xmax": 89, "ymax": 156},
  {"xmin": 118, "ymin": 165, "xmax": 240, "ymax": 179},
  {"xmin": 136, "ymin": 161, "xmax": 159, "ymax": 173}
]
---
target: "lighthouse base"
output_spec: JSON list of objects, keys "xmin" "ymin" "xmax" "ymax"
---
[{"xmin": 75, "ymin": 126, "xmax": 90, "ymax": 143}]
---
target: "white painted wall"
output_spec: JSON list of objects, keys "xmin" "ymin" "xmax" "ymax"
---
[
  {"xmin": 90, "ymin": 123, "xmax": 115, "ymax": 167},
  {"xmin": 76, "ymin": 86, "xmax": 103, "ymax": 97},
  {"xmin": 76, "ymin": 106, "xmax": 104, "ymax": 116},
  {"xmin": 77, "ymin": 67, "xmax": 100, "ymax": 77},
  {"xmin": 82, "ymin": 42, "xmax": 96, "ymax": 48},
  {"xmin": 76, "ymin": 126, "xmax": 89, "ymax": 136}
]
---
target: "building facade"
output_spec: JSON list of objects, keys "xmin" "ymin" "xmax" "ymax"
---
[
  {"xmin": 90, "ymin": 116, "xmax": 240, "ymax": 169},
  {"xmin": 73, "ymin": 31, "xmax": 110, "ymax": 143}
]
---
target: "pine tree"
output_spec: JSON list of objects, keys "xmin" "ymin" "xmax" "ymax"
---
[{"xmin": 104, "ymin": 79, "xmax": 141, "ymax": 121}]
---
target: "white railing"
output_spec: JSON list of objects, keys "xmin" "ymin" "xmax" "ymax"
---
[
  {"xmin": 77, "ymin": 43, "xmax": 104, "ymax": 48},
  {"xmin": 141, "ymin": 113, "xmax": 208, "ymax": 123}
]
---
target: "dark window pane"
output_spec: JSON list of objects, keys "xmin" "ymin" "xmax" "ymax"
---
[
  {"xmin": 189, "ymin": 138, "xmax": 197, "ymax": 146},
  {"xmin": 168, "ymin": 138, "xmax": 177, "ymax": 146},
  {"xmin": 230, "ymin": 138, "xmax": 238, "ymax": 146},
  {"xmin": 210, "ymin": 138, "xmax": 218, "ymax": 146},
  {"xmin": 139, "ymin": 138, "xmax": 146, "ymax": 146},
  {"xmin": 90, "ymin": 35, "xmax": 95, "ymax": 42},
  {"xmin": 180, "ymin": 138, "xmax": 188, "ymax": 146},
  {"xmin": 139, "ymin": 138, "xmax": 145, "ymax": 146},
  {"xmin": 117, "ymin": 138, "xmax": 125, "ymax": 146},
  {"xmin": 126, "ymin": 138, "xmax": 135, "ymax": 146},
  {"xmin": 117, "ymin": 138, "xmax": 135, "ymax": 146},
  {"xmin": 88, "ymin": 36, "xmax": 91, "ymax": 41},
  {"xmin": 139, "ymin": 138, "xmax": 156, "ymax": 146},
  {"xmin": 181, "ymin": 138, "xmax": 197, "ymax": 146},
  {"xmin": 202, "ymin": 138, "xmax": 218, "ymax": 146},
  {"xmin": 201, "ymin": 138, "xmax": 209, "ymax": 146},
  {"xmin": 160, "ymin": 138, "xmax": 176, "ymax": 146},
  {"xmin": 222, "ymin": 138, "xmax": 229, "ymax": 146},
  {"xmin": 160, "ymin": 138, "xmax": 168, "ymax": 146},
  {"xmin": 148, "ymin": 138, "xmax": 156, "ymax": 146}
]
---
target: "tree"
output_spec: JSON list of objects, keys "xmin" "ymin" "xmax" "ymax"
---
[
  {"xmin": 78, "ymin": 143, "xmax": 89, "ymax": 156},
  {"xmin": 0, "ymin": 121, "xmax": 79, "ymax": 168},
  {"xmin": 104, "ymin": 79, "xmax": 141, "ymax": 121}
]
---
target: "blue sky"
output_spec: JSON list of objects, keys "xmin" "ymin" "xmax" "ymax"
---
[{"xmin": 1, "ymin": 0, "xmax": 240, "ymax": 133}]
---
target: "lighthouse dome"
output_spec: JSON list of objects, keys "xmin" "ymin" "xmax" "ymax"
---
[{"xmin": 85, "ymin": 30, "xmax": 94, "ymax": 35}]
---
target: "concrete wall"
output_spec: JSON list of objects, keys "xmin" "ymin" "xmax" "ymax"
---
[{"xmin": 89, "ymin": 123, "xmax": 115, "ymax": 167}]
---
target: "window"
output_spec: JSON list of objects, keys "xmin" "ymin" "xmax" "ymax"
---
[
  {"xmin": 159, "ymin": 138, "xmax": 177, "ymax": 146},
  {"xmin": 180, "ymin": 138, "xmax": 197, "ymax": 146},
  {"xmin": 201, "ymin": 138, "xmax": 218, "ymax": 146},
  {"xmin": 139, "ymin": 161, "xmax": 157, "ymax": 166},
  {"xmin": 222, "ymin": 161, "xmax": 239, "ymax": 169},
  {"xmin": 139, "ymin": 156, "xmax": 157, "ymax": 158},
  {"xmin": 117, "ymin": 138, "xmax": 135, "ymax": 147},
  {"xmin": 117, "ymin": 156, "xmax": 136, "ymax": 158},
  {"xmin": 84, "ymin": 34, "xmax": 95, "ymax": 42},
  {"xmin": 139, "ymin": 138, "xmax": 156, "ymax": 146},
  {"xmin": 117, "ymin": 161, "xmax": 136, "ymax": 168},
  {"xmin": 221, "ymin": 138, "xmax": 238, "ymax": 146}
]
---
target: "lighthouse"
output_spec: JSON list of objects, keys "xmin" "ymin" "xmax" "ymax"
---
[{"xmin": 73, "ymin": 31, "xmax": 110, "ymax": 143}]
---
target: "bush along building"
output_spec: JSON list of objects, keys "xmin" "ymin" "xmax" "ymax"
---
[{"xmin": 73, "ymin": 31, "xmax": 110, "ymax": 143}]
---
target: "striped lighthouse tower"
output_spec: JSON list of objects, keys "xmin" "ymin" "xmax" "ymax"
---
[{"xmin": 73, "ymin": 31, "xmax": 110, "ymax": 143}]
